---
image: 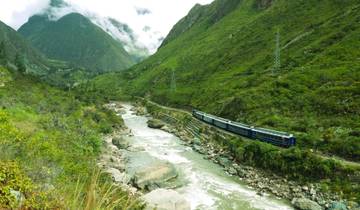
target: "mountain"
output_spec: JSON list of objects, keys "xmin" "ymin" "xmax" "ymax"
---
[
  {"xmin": 0, "ymin": 20, "xmax": 49, "ymax": 75},
  {"xmin": 18, "ymin": 13, "xmax": 136, "ymax": 73},
  {"xmin": 89, "ymin": 0, "xmax": 360, "ymax": 162},
  {"xmin": 91, "ymin": 17, "xmax": 150, "ymax": 62}
]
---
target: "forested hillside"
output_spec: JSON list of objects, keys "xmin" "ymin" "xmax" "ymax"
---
[
  {"xmin": 0, "ymin": 20, "xmax": 49, "ymax": 75},
  {"xmin": 88, "ymin": 0, "xmax": 360, "ymax": 162}
]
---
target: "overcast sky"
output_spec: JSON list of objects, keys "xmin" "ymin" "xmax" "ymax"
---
[{"xmin": 0, "ymin": 0, "xmax": 213, "ymax": 53}]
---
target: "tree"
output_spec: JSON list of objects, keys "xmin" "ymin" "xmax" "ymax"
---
[
  {"xmin": 15, "ymin": 53, "xmax": 26, "ymax": 73},
  {"xmin": 0, "ymin": 41, "xmax": 6, "ymax": 64}
]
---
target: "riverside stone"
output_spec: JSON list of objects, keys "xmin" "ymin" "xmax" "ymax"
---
[
  {"xmin": 291, "ymin": 198, "xmax": 322, "ymax": 210},
  {"xmin": 142, "ymin": 189, "xmax": 190, "ymax": 210},
  {"xmin": 112, "ymin": 136, "xmax": 130, "ymax": 150},
  {"xmin": 328, "ymin": 202, "xmax": 348, "ymax": 210},
  {"xmin": 147, "ymin": 119, "xmax": 165, "ymax": 129},
  {"xmin": 131, "ymin": 161, "xmax": 178, "ymax": 191}
]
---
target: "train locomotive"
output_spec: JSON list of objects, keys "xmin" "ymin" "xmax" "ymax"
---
[{"xmin": 192, "ymin": 110, "xmax": 296, "ymax": 147}]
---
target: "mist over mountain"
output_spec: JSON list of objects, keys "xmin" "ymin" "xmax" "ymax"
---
[{"xmin": 20, "ymin": 0, "xmax": 151, "ymax": 59}]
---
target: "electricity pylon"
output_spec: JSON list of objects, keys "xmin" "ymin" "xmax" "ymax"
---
[{"xmin": 273, "ymin": 28, "xmax": 281, "ymax": 75}]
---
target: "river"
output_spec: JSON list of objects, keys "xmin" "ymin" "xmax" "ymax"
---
[{"xmin": 121, "ymin": 104, "xmax": 293, "ymax": 210}]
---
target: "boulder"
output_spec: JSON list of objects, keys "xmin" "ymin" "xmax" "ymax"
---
[
  {"xmin": 131, "ymin": 161, "xmax": 178, "ymax": 191},
  {"xmin": 217, "ymin": 157, "xmax": 232, "ymax": 168},
  {"xmin": 328, "ymin": 202, "xmax": 347, "ymax": 210},
  {"xmin": 147, "ymin": 119, "xmax": 165, "ymax": 129},
  {"xmin": 10, "ymin": 189, "xmax": 24, "ymax": 208},
  {"xmin": 291, "ymin": 198, "xmax": 322, "ymax": 210},
  {"xmin": 227, "ymin": 167, "xmax": 237, "ymax": 175},
  {"xmin": 193, "ymin": 145, "xmax": 206, "ymax": 154},
  {"xmin": 106, "ymin": 168, "xmax": 130, "ymax": 184},
  {"xmin": 112, "ymin": 137, "xmax": 130, "ymax": 150},
  {"xmin": 142, "ymin": 189, "xmax": 190, "ymax": 210}
]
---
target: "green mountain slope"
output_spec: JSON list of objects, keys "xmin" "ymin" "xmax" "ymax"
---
[
  {"xmin": 19, "ymin": 13, "xmax": 136, "ymax": 73},
  {"xmin": 0, "ymin": 20, "xmax": 96, "ymax": 87},
  {"xmin": 88, "ymin": 0, "xmax": 360, "ymax": 162},
  {"xmin": 0, "ymin": 20, "xmax": 50, "ymax": 75}
]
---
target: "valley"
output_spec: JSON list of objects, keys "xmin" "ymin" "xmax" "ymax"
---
[{"xmin": 0, "ymin": 0, "xmax": 359, "ymax": 209}]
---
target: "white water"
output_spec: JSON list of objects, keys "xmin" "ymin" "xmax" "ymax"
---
[{"xmin": 121, "ymin": 104, "xmax": 293, "ymax": 210}]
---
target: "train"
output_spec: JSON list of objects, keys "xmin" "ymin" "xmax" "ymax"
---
[{"xmin": 192, "ymin": 110, "xmax": 296, "ymax": 147}]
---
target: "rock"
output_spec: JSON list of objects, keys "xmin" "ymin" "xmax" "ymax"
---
[
  {"xmin": 112, "ymin": 137, "xmax": 130, "ymax": 150},
  {"xmin": 142, "ymin": 189, "xmax": 190, "ymax": 210},
  {"xmin": 257, "ymin": 191, "xmax": 265, "ymax": 196},
  {"xmin": 193, "ymin": 145, "xmax": 206, "ymax": 154},
  {"xmin": 127, "ymin": 146, "xmax": 145, "ymax": 152},
  {"xmin": 217, "ymin": 157, "xmax": 232, "ymax": 168},
  {"xmin": 310, "ymin": 188, "xmax": 316, "ymax": 196},
  {"xmin": 227, "ymin": 167, "xmax": 237, "ymax": 175},
  {"xmin": 291, "ymin": 198, "xmax": 322, "ymax": 210},
  {"xmin": 107, "ymin": 168, "xmax": 131, "ymax": 184},
  {"xmin": 192, "ymin": 138, "xmax": 201, "ymax": 145},
  {"xmin": 328, "ymin": 202, "xmax": 348, "ymax": 210},
  {"xmin": 136, "ymin": 107, "xmax": 146, "ymax": 115},
  {"xmin": 131, "ymin": 161, "xmax": 178, "ymax": 191},
  {"xmin": 10, "ymin": 189, "xmax": 24, "ymax": 208},
  {"xmin": 147, "ymin": 119, "xmax": 165, "ymax": 129},
  {"xmin": 302, "ymin": 186, "xmax": 309, "ymax": 192}
]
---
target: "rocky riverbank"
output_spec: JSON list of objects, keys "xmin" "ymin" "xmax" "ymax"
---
[
  {"xmin": 130, "ymin": 103, "xmax": 360, "ymax": 210},
  {"xmin": 99, "ymin": 102, "xmax": 191, "ymax": 210}
]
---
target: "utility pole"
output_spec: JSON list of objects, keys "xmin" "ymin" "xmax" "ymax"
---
[
  {"xmin": 171, "ymin": 69, "xmax": 176, "ymax": 92},
  {"xmin": 273, "ymin": 28, "xmax": 281, "ymax": 75}
]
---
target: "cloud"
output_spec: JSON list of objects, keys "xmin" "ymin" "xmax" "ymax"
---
[
  {"xmin": 0, "ymin": 0, "xmax": 214, "ymax": 53},
  {"xmin": 0, "ymin": 0, "xmax": 50, "ymax": 29},
  {"xmin": 136, "ymin": 7, "xmax": 151, "ymax": 15}
]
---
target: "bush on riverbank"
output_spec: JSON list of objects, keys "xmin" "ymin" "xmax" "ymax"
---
[{"xmin": 214, "ymin": 134, "xmax": 360, "ymax": 200}]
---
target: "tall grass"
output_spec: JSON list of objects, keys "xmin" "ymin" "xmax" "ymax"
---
[{"xmin": 68, "ymin": 169, "xmax": 143, "ymax": 210}]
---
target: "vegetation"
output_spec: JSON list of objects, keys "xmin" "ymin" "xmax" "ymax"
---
[
  {"xmin": 87, "ymin": 0, "xmax": 360, "ymax": 163},
  {"xmin": 0, "ymin": 67, "xmax": 142, "ymax": 208},
  {"xmin": 19, "ymin": 13, "xmax": 136, "ymax": 73}
]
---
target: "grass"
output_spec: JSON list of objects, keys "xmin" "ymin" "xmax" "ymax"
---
[{"xmin": 68, "ymin": 170, "xmax": 143, "ymax": 210}]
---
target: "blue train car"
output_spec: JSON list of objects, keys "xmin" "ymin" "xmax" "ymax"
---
[
  {"xmin": 202, "ymin": 114, "xmax": 214, "ymax": 125},
  {"xmin": 227, "ymin": 122, "xmax": 252, "ymax": 137},
  {"xmin": 213, "ymin": 117, "xmax": 228, "ymax": 129},
  {"xmin": 192, "ymin": 110, "xmax": 296, "ymax": 148}
]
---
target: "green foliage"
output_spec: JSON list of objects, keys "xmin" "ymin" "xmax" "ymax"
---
[
  {"xmin": 15, "ymin": 53, "xmax": 26, "ymax": 73},
  {"xmin": 0, "ymin": 41, "xmax": 6, "ymax": 64},
  {"xmin": 0, "ymin": 161, "xmax": 57, "ymax": 209},
  {"xmin": 0, "ymin": 70, "xmax": 138, "ymax": 208}
]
